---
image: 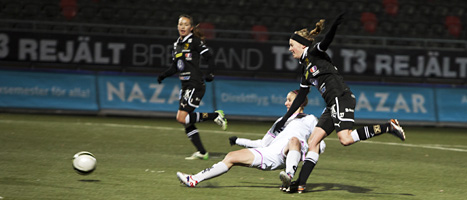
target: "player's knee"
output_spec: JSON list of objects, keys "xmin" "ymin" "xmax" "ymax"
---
[
  {"xmin": 223, "ymin": 152, "xmax": 237, "ymax": 165},
  {"xmin": 289, "ymin": 137, "xmax": 300, "ymax": 146},
  {"xmin": 338, "ymin": 135, "xmax": 354, "ymax": 146},
  {"xmin": 176, "ymin": 115, "xmax": 186, "ymax": 124}
]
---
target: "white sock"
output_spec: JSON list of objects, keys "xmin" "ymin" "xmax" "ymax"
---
[
  {"xmin": 285, "ymin": 150, "xmax": 301, "ymax": 176},
  {"xmin": 305, "ymin": 151, "xmax": 319, "ymax": 164},
  {"xmin": 192, "ymin": 162, "xmax": 229, "ymax": 182},
  {"xmin": 351, "ymin": 130, "xmax": 360, "ymax": 142}
]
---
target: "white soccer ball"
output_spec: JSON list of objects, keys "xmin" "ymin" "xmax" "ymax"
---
[{"xmin": 72, "ymin": 151, "xmax": 96, "ymax": 175}]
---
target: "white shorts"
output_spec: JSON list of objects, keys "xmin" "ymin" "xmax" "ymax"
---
[{"xmin": 248, "ymin": 138, "xmax": 308, "ymax": 170}]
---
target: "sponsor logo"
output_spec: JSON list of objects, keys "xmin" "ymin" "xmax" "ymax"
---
[
  {"xmin": 179, "ymin": 76, "xmax": 190, "ymax": 80},
  {"xmin": 312, "ymin": 69, "xmax": 320, "ymax": 76},
  {"xmin": 175, "ymin": 53, "xmax": 183, "ymax": 58},
  {"xmin": 334, "ymin": 121, "xmax": 341, "ymax": 127},
  {"xmin": 309, "ymin": 65, "xmax": 318, "ymax": 73},
  {"xmin": 320, "ymin": 86, "xmax": 326, "ymax": 94},
  {"xmin": 185, "ymin": 53, "xmax": 192, "ymax": 61},
  {"xmin": 374, "ymin": 125, "xmax": 381, "ymax": 134}
]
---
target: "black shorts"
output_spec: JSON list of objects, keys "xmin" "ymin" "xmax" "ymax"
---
[
  {"xmin": 317, "ymin": 92, "xmax": 356, "ymax": 134},
  {"xmin": 179, "ymin": 85, "xmax": 206, "ymax": 112}
]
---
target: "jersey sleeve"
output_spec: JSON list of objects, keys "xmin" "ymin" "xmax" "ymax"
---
[
  {"xmin": 194, "ymin": 38, "xmax": 216, "ymax": 74},
  {"xmin": 193, "ymin": 38, "xmax": 209, "ymax": 55}
]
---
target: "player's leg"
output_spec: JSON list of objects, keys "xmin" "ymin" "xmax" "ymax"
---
[
  {"xmin": 335, "ymin": 92, "xmax": 405, "ymax": 145},
  {"xmin": 178, "ymin": 110, "xmax": 208, "ymax": 160},
  {"xmin": 177, "ymin": 87, "xmax": 227, "ymax": 130},
  {"xmin": 349, "ymin": 119, "xmax": 406, "ymax": 143},
  {"xmin": 294, "ymin": 127, "xmax": 327, "ymax": 192},
  {"xmin": 293, "ymin": 108, "xmax": 334, "ymax": 193},
  {"xmin": 280, "ymin": 137, "xmax": 302, "ymax": 190},
  {"xmin": 177, "ymin": 149, "xmax": 255, "ymax": 187},
  {"xmin": 183, "ymin": 123, "xmax": 209, "ymax": 160}
]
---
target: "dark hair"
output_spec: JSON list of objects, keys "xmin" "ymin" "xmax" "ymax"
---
[
  {"xmin": 294, "ymin": 19, "xmax": 325, "ymax": 44},
  {"xmin": 179, "ymin": 14, "xmax": 205, "ymax": 41},
  {"xmin": 291, "ymin": 90, "xmax": 308, "ymax": 108}
]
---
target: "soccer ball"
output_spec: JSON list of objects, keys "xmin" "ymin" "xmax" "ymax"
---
[{"xmin": 72, "ymin": 151, "xmax": 97, "ymax": 175}]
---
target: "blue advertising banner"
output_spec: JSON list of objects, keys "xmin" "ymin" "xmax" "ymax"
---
[
  {"xmin": 1, "ymin": 70, "xmax": 464, "ymax": 124},
  {"xmin": 214, "ymin": 79, "xmax": 326, "ymax": 117},
  {"xmin": 97, "ymin": 75, "xmax": 214, "ymax": 113},
  {"xmin": 0, "ymin": 70, "xmax": 97, "ymax": 110},
  {"xmin": 436, "ymin": 88, "xmax": 467, "ymax": 123},
  {"xmin": 350, "ymin": 85, "xmax": 436, "ymax": 121}
]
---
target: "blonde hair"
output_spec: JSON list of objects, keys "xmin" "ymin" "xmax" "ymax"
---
[
  {"xmin": 179, "ymin": 14, "xmax": 205, "ymax": 41},
  {"xmin": 295, "ymin": 19, "xmax": 325, "ymax": 43}
]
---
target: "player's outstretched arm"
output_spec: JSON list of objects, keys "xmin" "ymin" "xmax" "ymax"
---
[
  {"xmin": 273, "ymin": 87, "xmax": 309, "ymax": 133},
  {"xmin": 317, "ymin": 13, "xmax": 344, "ymax": 51},
  {"xmin": 157, "ymin": 61, "xmax": 178, "ymax": 83}
]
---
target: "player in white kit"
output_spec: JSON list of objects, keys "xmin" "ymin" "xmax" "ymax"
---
[{"xmin": 176, "ymin": 90, "xmax": 325, "ymax": 188}]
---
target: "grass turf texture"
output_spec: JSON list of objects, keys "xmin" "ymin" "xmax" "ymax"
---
[{"xmin": 0, "ymin": 113, "xmax": 466, "ymax": 200}]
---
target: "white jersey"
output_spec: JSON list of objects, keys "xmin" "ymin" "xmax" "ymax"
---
[
  {"xmin": 236, "ymin": 113, "xmax": 303, "ymax": 148},
  {"xmin": 268, "ymin": 114, "xmax": 318, "ymax": 153},
  {"xmin": 249, "ymin": 114, "xmax": 319, "ymax": 170}
]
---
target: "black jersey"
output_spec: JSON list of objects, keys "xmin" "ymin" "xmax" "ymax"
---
[
  {"xmin": 299, "ymin": 43, "xmax": 351, "ymax": 106},
  {"xmin": 166, "ymin": 33, "xmax": 211, "ymax": 88}
]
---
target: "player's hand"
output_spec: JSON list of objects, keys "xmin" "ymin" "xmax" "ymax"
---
[
  {"xmin": 273, "ymin": 119, "xmax": 286, "ymax": 133},
  {"xmin": 157, "ymin": 75, "xmax": 165, "ymax": 84},
  {"xmin": 335, "ymin": 12, "xmax": 345, "ymax": 25},
  {"xmin": 205, "ymin": 73, "xmax": 214, "ymax": 82},
  {"xmin": 229, "ymin": 136, "xmax": 238, "ymax": 146}
]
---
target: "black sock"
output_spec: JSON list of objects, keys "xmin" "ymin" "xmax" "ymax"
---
[
  {"xmin": 297, "ymin": 160, "xmax": 316, "ymax": 186},
  {"xmin": 188, "ymin": 112, "xmax": 219, "ymax": 123},
  {"xmin": 355, "ymin": 123, "xmax": 390, "ymax": 141},
  {"xmin": 186, "ymin": 124, "xmax": 206, "ymax": 154}
]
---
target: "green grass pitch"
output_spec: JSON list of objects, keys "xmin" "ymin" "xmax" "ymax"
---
[{"xmin": 0, "ymin": 113, "xmax": 466, "ymax": 200}]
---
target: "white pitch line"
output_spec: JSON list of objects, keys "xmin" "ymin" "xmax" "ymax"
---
[{"xmin": 2, "ymin": 119, "xmax": 467, "ymax": 152}]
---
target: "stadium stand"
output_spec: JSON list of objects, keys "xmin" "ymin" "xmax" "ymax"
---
[
  {"xmin": 0, "ymin": 0, "xmax": 465, "ymax": 41},
  {"xmin": 0, "ymin": 0, "xmax": 465, "ymax": 84}
]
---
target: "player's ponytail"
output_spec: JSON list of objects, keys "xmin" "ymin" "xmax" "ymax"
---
[
  {"xmin": 309, "ymin": 19, "xmax": 325, "ymax": 38},
  {"xmin": 294, "ymin": 19, "xmax": 325, "ymax": 44},
  {"xmin": 193, "ymin": 24, "xmax": 206, "ymax": 41}
]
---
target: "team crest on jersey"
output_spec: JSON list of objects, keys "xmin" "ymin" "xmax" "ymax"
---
[
  {"xmin": 184, "ymin": 43, "xmax": 189, "ymax": 50},
  {"xmin": 177, "ymin": 59, "xmax": 185, "ymax": 71}
]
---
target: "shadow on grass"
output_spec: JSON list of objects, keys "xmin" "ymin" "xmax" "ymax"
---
[
  {"xmin": 197, "ymin": 182, "xmax": 414, "ymax": 196},
  {"xmin": 78, "ymin": 179, "xmax": 101, "ymax": 182},
  {"xmin": 305, "ymin": 183, "xmax": 414, "ymax": 196}
]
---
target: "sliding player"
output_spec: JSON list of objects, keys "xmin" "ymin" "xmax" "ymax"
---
[{"xmin": 177, "ymin": 90, "xmax": 323, "ymax": 189}]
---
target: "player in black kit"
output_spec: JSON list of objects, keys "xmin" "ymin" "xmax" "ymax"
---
[
  {"xmin": 273, "ymin": 13, "xmax": 406, "ymax": 193},
  {"xmin": 157, "ymin": 14, "xmax": 227, "ymax": 160}
]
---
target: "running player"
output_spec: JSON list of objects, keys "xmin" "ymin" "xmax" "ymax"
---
[
  {"xmin": 272, "ymin": 13, "xmax": 406, "ymax": 193},
  {"xmin": 157, "ymin": 14, "xmax": 227, "ymax": 160},
  {"xmin": 176, "ymin": 90, "xmax": 321, "ymax": 188}
]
